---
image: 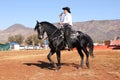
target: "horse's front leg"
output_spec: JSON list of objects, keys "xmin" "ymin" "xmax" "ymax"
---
[
  {"xmin": 56, "ymin": 49, "xmax": 61, "ymax": 70},
  {"xmin": 47, "ymin": 49, "xmax": 55, "ymax": 68}
]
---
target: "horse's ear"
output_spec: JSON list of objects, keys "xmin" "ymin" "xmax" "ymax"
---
[{"xmin": 36, "ymin": 20, "xmax": 39, "ymax": 24}]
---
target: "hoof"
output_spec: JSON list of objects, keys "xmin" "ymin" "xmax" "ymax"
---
[
  {"xmin": 54, "ymin": 64, "xmax": 60, "ymax": 71},
  {"xmin": 54, "ymin": 67, "xmax": 60, "ymax": 72},
  {"xmin": 77, "ymin": 66, "xmax": 83, "ymax": 70},
  {"xmin": 55, "ymin": 69, "xmax": 59, "ymax": 72},
  {"xmin": 86, "ymin": 63, "xmax": 90, "ymax": 68},
  {"xmin": 87, "ymin": 66, "xmax": 90, "ymax": 69}
]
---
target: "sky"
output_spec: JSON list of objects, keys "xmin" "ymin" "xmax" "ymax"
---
[{"xmin": 0, "ymin": 0, "xmax": 120, "ymax": 30}]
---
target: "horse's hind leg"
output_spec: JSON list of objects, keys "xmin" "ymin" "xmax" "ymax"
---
[
  {"xmin": 56, "ymin": 50, "xmax": 61, "ymax": 70},
  {"xmin": 47, "ymin": 49, "xmax": 55, "ymax": 67},
  {"xmin": 77, "ymin": 47, "xmax": 84, "ymax": 69},
  {"xmin": 82, "ymin": 48, "xmax": 90, "ymax": 68}
]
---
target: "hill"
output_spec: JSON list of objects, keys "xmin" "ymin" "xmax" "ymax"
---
[
  {"xmin": 73, "ymin": 19, "xmax": 120, "ymax": 42},
  {"xmin": 0, "ymin": 24, "xmax": 34, "ymax": 43},
  {"xmin": 0, "ymin": 19, "xmax": 120, "ymax": 43}
]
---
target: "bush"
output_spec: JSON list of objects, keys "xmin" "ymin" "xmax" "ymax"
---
[
  {"xmin": 25, "ymin": 34, "xmax": 44, "ymax": 46},
  {"xmin": 8, "ymin": 34, "xmax": 24, "ymax": 45}
]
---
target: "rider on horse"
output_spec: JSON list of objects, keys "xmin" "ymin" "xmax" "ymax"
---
[
  {"xmin": 59, "ymin": 7, "xmax": 73, "ymax": 50},
  {"xmin": 59, "ymin": 7, "xmax": 72, "ymax": 26}
]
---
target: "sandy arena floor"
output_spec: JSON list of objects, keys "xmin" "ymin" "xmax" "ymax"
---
[{"xmin": 0, "ymin": 48, "xmax": 120, "ymax": 80}]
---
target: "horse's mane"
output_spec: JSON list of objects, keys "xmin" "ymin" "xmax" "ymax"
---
[
  {"xmin": 34, "ymin": 21, "xmax": 57, "ymax": 31},
  {"xmin": 40, "ymin": 21, "xmax": 57, "ymax": 29}
]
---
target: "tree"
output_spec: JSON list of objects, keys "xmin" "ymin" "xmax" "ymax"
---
[
  {"xmin": 8, "ymin": 34, "xmax": 24, "ymax": 45},
  {"xmin": 14, "ymin": 35, "xmax": 24, "ymax": 44},
  {"xmin": 8, "ymin": 36, "xmax": 15, "ymax": 42},
  {"xmin": 25, "ymin": 34, "xmax": 44, "ymax": 45},
  {"xmin": 25, "ymin": 35, "xmax": 33, "ymax": 45}
]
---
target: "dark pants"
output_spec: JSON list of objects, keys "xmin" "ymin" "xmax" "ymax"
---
[
  {"xmin": 62, "ymin": 23, "xmax": 72, "ymax": 49},
  {"xmin": 65, "ymin": 28, "xmax": 72, "ymax": 49}
]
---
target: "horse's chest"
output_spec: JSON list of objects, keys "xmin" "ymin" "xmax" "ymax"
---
[{"xmin": 49, "ymin": 36, "xmax": 64, "ymax": 46}]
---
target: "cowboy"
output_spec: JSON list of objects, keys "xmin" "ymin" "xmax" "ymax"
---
[
  {"xmin": 59, "ymin": 7, "xmax": 73, "ymax": 51},
  {"xmin": 59, "ymin": 7, "xmax": 73, "ymax": 26}
]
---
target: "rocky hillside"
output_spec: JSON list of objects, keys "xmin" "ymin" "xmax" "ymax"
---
[
  {"xmin": 73, "ymin": 19, "xmax": 120, "ymax": 42},
  {"xmin": 0, "ymin": 24, "xmax": 34, "ymax": 43},
  {"xmin": 0, "ymin": 19, "xmax": 120, "ymax": 43}
]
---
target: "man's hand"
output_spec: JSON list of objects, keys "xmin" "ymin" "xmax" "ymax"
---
[
  {"xmin": 59, "ymin": 21, "xmax": 62, "ymax": 25},
  {"xmin": 57, "ymin": 22, "xmax": 63, "ymax": 27},
  {"xmin": 58, "ymin": 22, "xmax": 62, "ymax": 25}
]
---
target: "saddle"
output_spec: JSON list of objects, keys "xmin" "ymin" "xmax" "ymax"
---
[{"xmin": 70, "ymin": 31, "xmax": 80, "ymax": 38}]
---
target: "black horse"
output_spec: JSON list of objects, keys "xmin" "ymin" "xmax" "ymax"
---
[{"xmin": 34, "ymin": 21, "xmax": 94, "ymax": 70}]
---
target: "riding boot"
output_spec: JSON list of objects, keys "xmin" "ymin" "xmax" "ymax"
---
[
  {"xmin": 66, "ymin": 29, "xmax": 72, "ymax": 51},
  {"xmin": 68, "ymin": 45, "xmax": 72, "ymax": 51}
]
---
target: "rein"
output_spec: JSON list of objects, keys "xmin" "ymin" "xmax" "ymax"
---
[
  {"xmin": 43, "ymin": 29, "xmax": 58, "ymax": 40},
  {"xmin": 47, "ymin": 28, "xmax": 64, "ymax": 41},
  {"xmin": 49, "ymin": 29, "xmax": 58, "ymax": 38}
]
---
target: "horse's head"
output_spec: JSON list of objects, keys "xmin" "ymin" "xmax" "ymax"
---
[
  {"xmin": 34, "ymin": 21, "xmax": 45, "ymax": 39},
  {"xmin": 35, "ymin": 21, "xmax": 59, "ymax": 40}
]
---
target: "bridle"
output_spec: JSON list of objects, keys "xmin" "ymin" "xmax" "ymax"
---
[{"xmin": 38, "ymin": 24, "xmax": 64, "ymax": 40}]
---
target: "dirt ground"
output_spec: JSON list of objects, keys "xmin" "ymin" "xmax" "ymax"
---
[{"xmin": 0, "ymin": 47, "xmax": 120, "ymax": 80}]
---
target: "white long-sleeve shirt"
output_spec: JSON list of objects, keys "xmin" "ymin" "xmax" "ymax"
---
[{"xmin": 62, "ymin": 13, "xmax": 73, "ymax": 26}]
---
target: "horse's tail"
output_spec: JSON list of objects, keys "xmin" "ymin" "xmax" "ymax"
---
[
  {"xmin": 77, "ymin": 31, "xmax": 94, "ymax": 57},
  {"xmin": 87, "ymin": 35, "xmax": 94, "ymax": 58}
]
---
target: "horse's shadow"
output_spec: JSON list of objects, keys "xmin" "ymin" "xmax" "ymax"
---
[
  {"xmin": 23, "ymin": 61, "xmax": 79, "ymax": 70},
  {"xmin": 112, "ymin": 46, "xmax": 120, "ymax": 50}
]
